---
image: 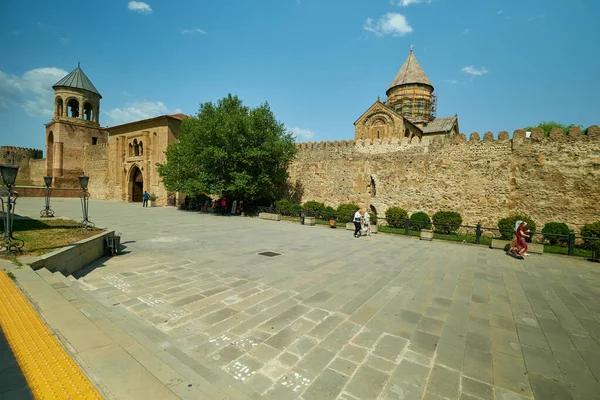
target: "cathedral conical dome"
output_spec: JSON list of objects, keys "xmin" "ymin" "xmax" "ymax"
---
[
  {"xmin": 388, "ymin": 49, "xmax": 432, "ymax": 91},
  {"xmin": 53, "ymin": 64, "xmax": 102, "ymax": 98}
]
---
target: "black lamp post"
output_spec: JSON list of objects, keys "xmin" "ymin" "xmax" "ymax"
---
[
  {"xmin": 78, "ymin": 173, "xmax": 94, "ymax": 229},
  {"xmin": 40, "ymin": 176, "xmax": 55, "ymax": 217},
  {"xmin": 0, "ymin": 163, "xmax": 24, "ymax": 253}
]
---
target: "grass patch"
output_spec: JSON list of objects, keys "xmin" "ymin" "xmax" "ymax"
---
[
  {"xmin": 543, "ymin": 244, "xmax": 593, "ymax": 258},
  {"xmin": 5, "ymin": 270, "xmax": 16, "ymax": 280},
  {"xmin": 6, "ymin": 218, "xmax": 102, "ymax": 257}
]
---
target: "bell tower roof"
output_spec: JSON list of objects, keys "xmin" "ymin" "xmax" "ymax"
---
[
  {"xmin": 53, "ymin": 64, "xmax": 102, "ymax": 98},
  {"xmin": 388, "ymin": 48, "xmax": 433, "ymax": 90}
]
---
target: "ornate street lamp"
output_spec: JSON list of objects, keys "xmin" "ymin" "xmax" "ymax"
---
[
  {"xmin": 0, "ymin": 163, "xmax": 24, "ymax": 253},
  {"xmin": 40, "ymin": 176, "xmax": 55, "ymax": 217},
  {"xmin": 78, "ymin": 173, "xmax": 94, "ymax": 229}
]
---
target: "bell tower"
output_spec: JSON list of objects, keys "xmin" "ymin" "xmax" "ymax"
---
[
  {"xmin": 386, "ymin": 48, "xmax": 436, "ymax": 128},
  {"xmin": 45, "ymin": 64, "xmax": 108, "ymax": 187}
]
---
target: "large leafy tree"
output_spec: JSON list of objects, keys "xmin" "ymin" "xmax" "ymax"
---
[{"xmin": 157, "ymin": 94, "xmax": 297, "ymax": 204}]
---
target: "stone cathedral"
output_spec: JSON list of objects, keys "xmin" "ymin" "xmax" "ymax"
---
[{"xmin": 354, "ymin": 48, "xmax": 459, "ymax": 142}]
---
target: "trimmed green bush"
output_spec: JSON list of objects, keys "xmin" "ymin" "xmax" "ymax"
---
[
  {"xmin": 275, "ymin": 199, "xmax": 293, "ymax": 215},
  {"xmin": 541, "ymin": 222, "xmax": 570, "ymax": 245},
  {"xmin": 302, "ymin": 201, "xmax": 326, "ymax": 218},
  {"xmin": 432, "ymin": 211, "xmax": 462, "ymax": 234},
  {"xmin": 290, "ymin": 204, "xmax": 303, "ymax": 216},
  {"xmin": 497, "ymin": 215, "xmax": 537, "ymax": 240},
  {"xmin": 385, "ymin": 207, "xmax": 408, "ymax": 228},
  {"xmin": 409, "ymin": 211, "xmax": 431, "ymax": 231},
  {"xmin": 581, "ymin": 220, "xmax": 600, "ymax": 251},
  {"xmin": 323, "ymin": 206, "xmax": 336, "ymax": 219},
  {"xmin": 336, "ymin": 204, "xmax": 359, "ymax": 223}
]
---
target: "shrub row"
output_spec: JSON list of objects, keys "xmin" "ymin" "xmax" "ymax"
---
[{"xmin": 274, "ymin": 201, "xmax": 600, "ymax": 248}]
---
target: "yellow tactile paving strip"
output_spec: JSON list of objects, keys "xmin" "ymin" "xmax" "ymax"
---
[{"xmin": 0, "ymin": 270, "xmax": 103, "ymax": 399}]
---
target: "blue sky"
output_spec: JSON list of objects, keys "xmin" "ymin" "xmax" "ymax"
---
[{"xmin": 1, "ymin": 0, "xmax": 599, "ymax": 151}]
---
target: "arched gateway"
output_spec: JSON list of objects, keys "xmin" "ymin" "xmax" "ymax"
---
[{"xmin": 130, "ymin": 166, "xmax": 143, "ymax": 202}]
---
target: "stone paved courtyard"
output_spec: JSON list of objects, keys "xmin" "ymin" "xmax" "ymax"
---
[{"xmin": 14, "ymin": 198, "xmax": 600, "ymax": 399}]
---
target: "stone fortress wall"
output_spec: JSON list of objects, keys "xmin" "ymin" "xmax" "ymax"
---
[
  {"xmin": 288, "ymin": 126, "xmax": 600, "ymax": 231},
  {"xmin": 0, "ymin": 146, "xmax": 44, "ymax": 186},
  {"xmin": 82, "ymin": 143, "xmax": 110, "ymax": 200}
]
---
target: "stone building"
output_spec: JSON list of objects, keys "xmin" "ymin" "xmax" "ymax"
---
[
  {"xmin": 6, "ymin": 64, "xmax": 185, "ymax": 205},
  {"xmin": 46, "ymin": 64, "xmax": 109, "ymax": 188},
  {"xmin": 355, "ymin": 48, "xmax": 459, "ymax": 142}
]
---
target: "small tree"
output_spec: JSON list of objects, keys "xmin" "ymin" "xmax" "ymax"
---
[
  {"xmin": 385, "ymin": 207, "xmax": 408, "ymax": 228},
  {"xmin": 302, "ymin": 201, "xmax": 326, "ymax": 218},
  {"xmin": 497, "ymin": 215, "xmax": 537, "ymax": 240},
  {"xmin": 432, "ymin": 211, "xmax": 462, "ymax": 234},
  {"xmin": 581, "ymin": 221, "xmax": 600, "ymax": 251},
  {"xmin": 541, "ymin": 222, "xmax": 570, "ymax": 245},
  {"xmin": 410, "ymin": 212, "xmax": 431, "ymax": 231},
  {"xmin": 336, "ymin": 204, "xmax": 359, "ymax": 223}
]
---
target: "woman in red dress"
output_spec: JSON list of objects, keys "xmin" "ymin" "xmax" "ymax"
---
[{"xmin": 516, "ymin": 221, "xmax": 531, "ymax": 257}]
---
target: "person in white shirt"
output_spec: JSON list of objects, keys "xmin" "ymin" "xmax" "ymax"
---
[
  {"xmin": 363, "ymin": 210, "xmax": 371, "ymax": 236},
  {"xmin": 353, "ymin": 208, "xmax": 362, "ymax": 238}
]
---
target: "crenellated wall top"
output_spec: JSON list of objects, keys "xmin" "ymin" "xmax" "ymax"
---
[{"xmin": 294, "ymin": 125, "xmax": 600, "ymax": 153}]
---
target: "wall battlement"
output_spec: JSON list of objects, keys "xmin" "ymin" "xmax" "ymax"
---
[
  {"xmin": 295, "ymin": 125, "xmax": 600, "ymax": 152},
  {"xmin": 0, "ymin": 146, "xmax": 44, "ymax": 161}
]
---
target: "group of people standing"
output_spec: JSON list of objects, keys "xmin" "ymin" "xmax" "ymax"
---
[
  {"xmin": 203, "ymin": 197, "xmax": 244, "ymax": 216},
  {"xmin": 353, "ymin": 207, "xmax": 372, "ymax": 238}
]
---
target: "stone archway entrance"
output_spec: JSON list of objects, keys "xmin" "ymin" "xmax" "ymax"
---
[{"xmin": 130, "ymin": 166, "xmax": 143, "ymax": 202}]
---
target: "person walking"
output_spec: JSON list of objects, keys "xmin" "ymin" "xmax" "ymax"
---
[
  {"xmin": 363, "ymin": 209, "xmax": 371, "ymax": 236},
  {"xmin": 516, "ymin": 220, "xmax": 531, "ymax": 257},
  {"xmin": 231, "ymin": 199, "xmax": 237, "ymax": 214},
  {"xmin": 142, "ymin": 191, "xmax": 150, "ymax": 208},
  {"xmin": 220, "ymin": 197, "xmax": 227, "ymax": 216},
  {"xmin": 353, "ymin": 207, "xmax": 362, "ymax": 238}
]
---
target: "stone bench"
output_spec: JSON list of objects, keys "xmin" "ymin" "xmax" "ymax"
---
[
  {"xmin": 490, "ymin": 239, "xmax": 544, "ymax": 254},
  {"xmin": 258, "ymin": 212, "xmax": 281, "ymax": 221}
]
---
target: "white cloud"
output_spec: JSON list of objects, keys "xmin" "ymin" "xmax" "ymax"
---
[
  {"xmin": 398, "ymin": 0, "xmax": 429, "ymax": 6},
  {"xmin": 105, "ymin": 101, "xmax": 182, "ymax": 125},
  {"xmin": 498, "ymin": 10, "xmax": 503, "ymax": 15},
  {"xmin": 128, "ymin": 1, "xmax": 152, "ymax": 15},
  {"xmin": 287, "ymin": 126, "xmax": 315, "ymax": 140},
  {"xmin": 60, "ymin": 37, "xmax": 68, "ymax": 44},
  {"xmin": 364, "ymin": 13, "xmax": 413, "ymax": 37},
  {"xmin": 442, "ymin": 79, "xmax": 458, "ymax": 85},
  {"xmin": 180, "ymin": 28, "xmax": 206, "ymax": 35},
  {"xmin": 461, "ymin": 28, "xmax": 470, "ymax": 35},
  {"xmin": 0, "ymin": 67, "xmax": 68, "ymax": 116},
  {"xmin": 461, "ymin": 66, "xmax": 488, "ymax": 76}
]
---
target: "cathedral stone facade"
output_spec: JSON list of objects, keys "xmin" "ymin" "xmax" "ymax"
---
[{"xmin": 354, "ymin": 49, "xmax": 459, "ymax": 142}]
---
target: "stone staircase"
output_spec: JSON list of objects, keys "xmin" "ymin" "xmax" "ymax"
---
[{"xmin": 11, "ymin": 263, "xmax": 264, "ymax": 400}]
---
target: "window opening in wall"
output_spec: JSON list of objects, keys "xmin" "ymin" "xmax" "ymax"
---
[
  {"xmin": 377, "ymin": 130, "xmax": 380, "ymax": 139},
  {"xmin": 133, "ymin": 139, "xmax": 140, "ymax": 156},
  {"xmin": 84, "ymin": 102, "xmax": 93, "ymax": 121},
  {"xmin": 129, "ymin": 143, "xmax": 133, "ymax": 157},
  {"xmin": 370, "ymin": 176, "xmax": 376, "ymax": 197},
  {"xmin": 92, "ymin": 137, "xmax": 98, "ymax": 145},
  {"xmin": 139, "ymin": 141, "xmax": 143, "ymax": 156}
]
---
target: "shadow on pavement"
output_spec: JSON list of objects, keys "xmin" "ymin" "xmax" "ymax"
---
[{"xmin": 0, "ymin": 328, "xmax": 34, "ymax": 399}]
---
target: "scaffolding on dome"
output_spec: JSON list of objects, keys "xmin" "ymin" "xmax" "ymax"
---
[{"xmin": 387, "ymin": 90, "xmax": 437, "ymax": 124}]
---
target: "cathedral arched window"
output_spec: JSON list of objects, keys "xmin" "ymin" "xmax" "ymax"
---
[
  {"xmin": 139, "ymin": 141, "xmax": 143, "ymax": 156},
  {"xmin": 129, "ymin": 143, "xmax": 133, "ymax": 157}
]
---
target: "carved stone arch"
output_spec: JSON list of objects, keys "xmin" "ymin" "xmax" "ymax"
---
[
  {"xmin": 128, "ymin": 164, "xmax": 144, "ymax": 202},
  {"xmin": 364, "ymin": 112, "xmax": 394, "ymax": 140},
  {"xmin": 55, "ymin": 97, "xmax": 64, "ymax": 117},
  {"xmin": 65, "ymin": 97, "xmax": 80, "ymax": 118}
]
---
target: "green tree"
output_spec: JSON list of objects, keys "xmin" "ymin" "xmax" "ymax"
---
[
  {"xmin": 157, "ymin": 94, "xmax": 297, "ymax": 204},
  {"xmin": 524, "ymin": 121, "xmax": 583, "ymax": 136},
  {"xmin": 385, "ymin": 207, "xmax": 408, "ymax": 228}
]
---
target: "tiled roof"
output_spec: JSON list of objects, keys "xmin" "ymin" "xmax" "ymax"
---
[
  {"xmin": 423, "ymin": 116, "xmax": 458, "ymax": 134},
  {"xmin": 53, "ymin": 65, "xmax": 101, "ymax": 97},
  {"xmin": 389, "ymin": 49, "xmax": 433, "ymax": 90},
  {"xmin": 168, "ymin": 113, "xmax": 188, "ymax": 120}
]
